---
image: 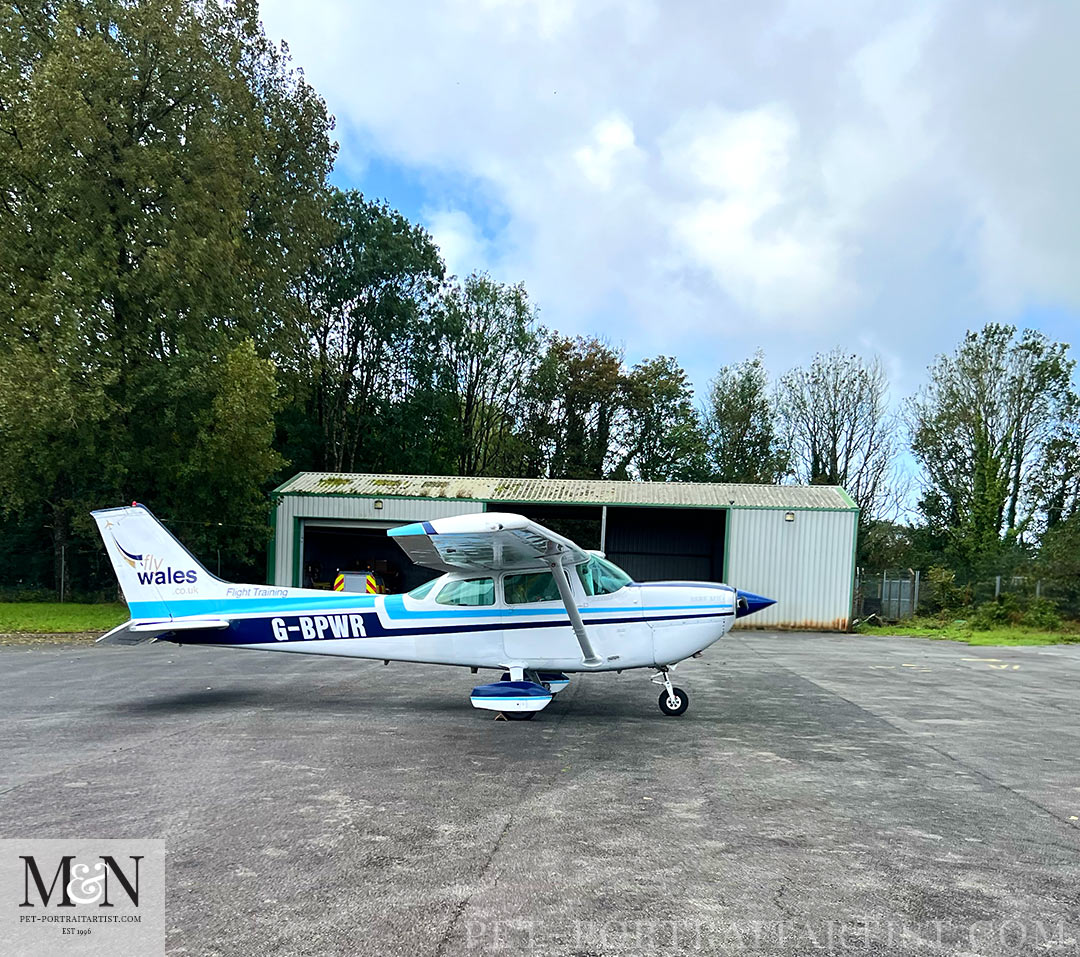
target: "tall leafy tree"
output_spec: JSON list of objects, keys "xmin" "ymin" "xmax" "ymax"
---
[
  {"xmin": 701, "ymin": 352, "xmax": 788, "ymax": 483},
  {"xmin": 778, "ymin": 349, "xmax": 896, "ymax": 518},
  {"xmin": 0, "ymin": 0, "xmax": 336, "ymax": 586},
  {"xmin": 288, "ymin": 190, "xmax": 445, "ymax": 473},
  {"xmin": 533, "ymin": 337, "xmax": 625, "ymax": 479},
  {"xmin": 1030, "ymin": 411, "xmax": 1080, "ymax": 530},
  {"xmin": 508, "ymin": 336, "xmax": 626, "ymax": 479},
  {"xmin": 909, "ymin": 324, "xmax": 1077, "ymax": 570},
  {"xmin": 614, "ymin": 356, "xmax": 705, "ymax": 481},
  {"xmin": 435, "ymin": 273, "xmax": 539, "ymax": 476}
]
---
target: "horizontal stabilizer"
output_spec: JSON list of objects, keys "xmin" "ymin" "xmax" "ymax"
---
[
  {"xmin": 129, "ymin": 618, "xmax": 230, "ymax": 633},
  {"xmin": 97, "ymin": 618, "xmax": 231, "ymax": 645}
]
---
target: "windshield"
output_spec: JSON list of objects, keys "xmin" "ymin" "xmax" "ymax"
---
[
  {"xmin": 577, "ymin": 555, "xmax": 632, "ymax": 596},
  {"xmin": 407, "ymin": 577, "xmax": 439, "ymax": 600}
]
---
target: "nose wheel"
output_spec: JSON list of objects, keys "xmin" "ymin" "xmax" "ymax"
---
[{"xmin": 652, "ymin": 668, "xmax": 689, "ymax": 716}]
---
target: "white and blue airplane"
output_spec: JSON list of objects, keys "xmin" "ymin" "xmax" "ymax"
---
[{"xmin": 92, "ymin": 503, "xmax": 774, "ymax": 719}]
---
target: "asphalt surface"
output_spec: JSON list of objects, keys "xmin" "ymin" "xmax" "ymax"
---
[{"xmin": 1, "ymin": 633, "xmax": 1079, "ymax": 956}]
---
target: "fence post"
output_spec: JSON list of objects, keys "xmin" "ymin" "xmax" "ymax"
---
[
  {"xmin": 1036, "ymin": 579, "xmax": 1042, "ymax": 599},
  {"xmin": 913, "ymin": 570, "xmax": 920, "ymax": 616},
  {"xmin": 995, "ymin": 575, "xmax": 1001, "ymax": 599}
]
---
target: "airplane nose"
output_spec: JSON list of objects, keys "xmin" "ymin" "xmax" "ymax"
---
[{"xmin": 735, "ymin": 590, "xmax": 776, "ymax": 618}]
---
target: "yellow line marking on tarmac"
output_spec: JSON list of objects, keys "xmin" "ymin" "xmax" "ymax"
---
[{"xmin": 962, "ymin": 657, "xmax": 1002, "ymax": 662}]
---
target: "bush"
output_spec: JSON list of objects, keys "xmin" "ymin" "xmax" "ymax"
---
[
  {"xmin": 1021, "ymin": 597, "xmax": 1062, "ymax": 630},
  {"xmin": 927, "ymin": 565, "xmax": 962, "ymax": 612},
  {"xmin": 971, "ymin": 594, "xmax": 1021, "ymax": 630}
]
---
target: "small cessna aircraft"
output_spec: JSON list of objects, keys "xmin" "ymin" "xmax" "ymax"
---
[{"xmin": 92, "ymin": 504, "xmax": 774, "ymax": 719}]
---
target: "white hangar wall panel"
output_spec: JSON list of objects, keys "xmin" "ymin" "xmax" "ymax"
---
[
  {"xmin": 272, "ymin": 495, "xmax": 484, "ymax": 587},
  {"xmin": 727, "ymin": 508, "xmax": 857, "ymax": 631}
]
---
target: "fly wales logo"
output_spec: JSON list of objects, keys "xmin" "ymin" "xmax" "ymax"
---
[
  {"xmin": 112, "ymin": 534, "xmax": 197, "ymax": 586},
  {"xmin": 3, "ymin": 839, "xmax": 165, "ymax": 955}
]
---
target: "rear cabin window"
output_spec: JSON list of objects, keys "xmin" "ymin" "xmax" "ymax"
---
[
  {"xmin": 577, "ymin": 556, "xmax": 632, "ymax": 596},
  {"xmin": 435, "ymin": 577, "xmax": 495, "ymax": 607},
  {"xmin": 504, "ymin": 571, "xmax": 561, "ymax": 604}
]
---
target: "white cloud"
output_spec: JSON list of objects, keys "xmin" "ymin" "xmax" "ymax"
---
[
  {"xmin": 260, "ymin": 0, "xmax": 1080, "ymax": 390},
  {"xmin": 424, "ymin": 208, "xmax": 490, "ymax": 280},
  {"xmin": 660, "ymin": 105, "xmax": 849, "ymax": 317},
  {"xmin": 573, "ymin": 115, "xmax": 641, "ymax": 191}
]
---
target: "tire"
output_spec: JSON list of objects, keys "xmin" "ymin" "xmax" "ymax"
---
[
  {"xmin": 501, "ymin": 711, "xmax": 536, "ymax": 721},
  {"xmin": 658, "ymin": 687, "xmax": 689, "ymax": 716}
]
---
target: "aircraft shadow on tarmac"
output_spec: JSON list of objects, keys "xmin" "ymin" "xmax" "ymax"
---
[
  {"xmin": 109, "ymin": 687, "xmax": 273, "ymax": 714},
  {"xmin": 107, "ymin": 679, "xmax": 776, "ymax": 726}
]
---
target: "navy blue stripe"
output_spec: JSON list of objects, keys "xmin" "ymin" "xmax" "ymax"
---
[{"xmin": 156, "ymin": 609, "xmax": 733, "ymax": 646}]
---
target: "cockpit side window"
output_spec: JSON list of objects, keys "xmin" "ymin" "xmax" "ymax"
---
[
  {"xmin": 435, "ymin": 577, "xmax": 495, "ymax": 607},
  {"xmin": 504, "ymin": 571, "xmax": 560, "ymax": 604},
  {"xmin": 577, "ymin": 556, "xmax": 632, "ymax": 596}
]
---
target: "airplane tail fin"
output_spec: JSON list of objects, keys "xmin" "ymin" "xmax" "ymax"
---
[{"xmin": 91, "ymin": 503, "xmax": 229, "ymax": 621}]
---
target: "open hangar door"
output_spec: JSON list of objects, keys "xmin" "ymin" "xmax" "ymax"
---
[
  {"xmin": 300, "ymin": 521, "xmax": 437, "ymax": 593},
  {"xmin": 485, "ymin": 502, "xmax": 726, "ymax": 585},
  {"xmin": 603, "ymin": 506, "xmax": 726, "ymax": 584}
]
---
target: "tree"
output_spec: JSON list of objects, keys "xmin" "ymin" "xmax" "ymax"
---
[
  {"xmin": 701, "ymin": 352, "xmax": 788, "ymax": 483},
  {"xmin": 289, "ymin": 190, "xmax": 445, "ymax": 473},
  {"xmin": 778, "ymin": 349, "xmax": 896, "ymax": 517},
  {"xmin": 909, "ymin": 325, "xmax": 1076, "ymax": 571},
  {"xmin": 0, "ymin": 0, "xmax": 336, "ymax": 587},
  {"xmin": 435, "ymin": 273, "xmax": 540, "ymax": 476},
  {"xmin": 1039, "ymin": 514, "xmax": 1080, "ymax": 615},
  {"xmin": 1031, "ymin": 418, "xmax": 1080, "ymax": 530},
  {"xmin": 614, "ymin": 356, "xmax": 706, "ymax": 481},
  {"xmin": 521, "ymin": 337, "xmax": 626, "ymax": 479}
]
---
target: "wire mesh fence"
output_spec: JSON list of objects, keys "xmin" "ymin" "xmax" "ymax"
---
[{"xmin": 855, "ymin": 567, "xmax": 1078, "ymax": 622}]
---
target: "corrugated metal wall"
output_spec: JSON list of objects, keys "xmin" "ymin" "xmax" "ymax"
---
[
  {"xmin": 272, "ymin": 495, "xmax": 483, "ymax": 586},
  {"xmin": 726, "ymin": 508, "xmax": 857, "ymax": 631}
]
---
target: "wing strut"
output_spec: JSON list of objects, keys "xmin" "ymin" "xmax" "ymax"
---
[{"xmin": 548, "ymin": 559, "xmax": 602, "ymax": 667}]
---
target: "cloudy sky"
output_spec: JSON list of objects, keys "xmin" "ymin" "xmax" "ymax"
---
[{"xmin": 260, "ymin": 0, "xmax": 1079, "ymax": 402}]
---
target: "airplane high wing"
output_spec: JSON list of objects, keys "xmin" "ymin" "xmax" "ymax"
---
[
  {"xmin": 90, "ymin": 503, "xmax": 775, "ymax": 721},
  {"xmin": 390, "ymin": 513, "xmax": 600, "ymax": 665},
  {"xmin": 387, "ymin": 513, "xmax": 591, "ymax": 572}
]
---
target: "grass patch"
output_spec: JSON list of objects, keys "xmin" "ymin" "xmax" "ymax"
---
[
  {"xmin": 0, "ymin": 602, "xmax": 128, "ymax": 634},
  {"xmin": 857, "ymin": 617, "xmax": 1080, "ymax": 646}
]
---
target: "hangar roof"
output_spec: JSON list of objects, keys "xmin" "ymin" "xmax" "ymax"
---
[{"xmin": 274, "ymin": 472, "xmax": 857, "ymax": 511}]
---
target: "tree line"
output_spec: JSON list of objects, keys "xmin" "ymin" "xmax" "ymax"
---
[{"xmin": 1, "ymin": 1, "xmax": 1077, "ymax": 608}]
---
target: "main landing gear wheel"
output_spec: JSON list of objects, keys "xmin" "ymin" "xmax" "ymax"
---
[
  {"xmin": 500, "ymin": 711, "xmax": 535, "ymax": 721},
  {"xmin": 658, "ymin": 688, "xmax": 689, "ymax": 716}
]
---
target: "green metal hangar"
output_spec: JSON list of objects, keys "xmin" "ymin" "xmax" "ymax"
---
[{"xmin": 268, "ymin": 473, "xmax": 859, "ymax": 630}]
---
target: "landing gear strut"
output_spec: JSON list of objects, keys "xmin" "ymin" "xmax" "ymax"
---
[{"xmin": 652, "ymin": 667, "xmax": 689, "ymax": 717}]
